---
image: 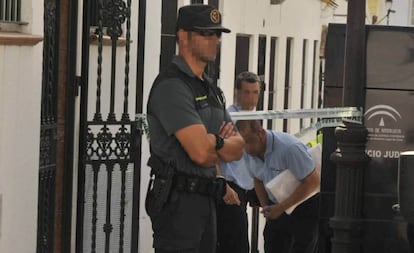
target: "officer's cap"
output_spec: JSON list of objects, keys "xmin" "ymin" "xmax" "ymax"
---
[{"xmin": 176, "ymin": 4, "xmax": 231, "ymax": 33}]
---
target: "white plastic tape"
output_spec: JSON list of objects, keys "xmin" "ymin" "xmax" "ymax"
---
[
  {"xmin": 228, "ymin": 107, "xmax": 362, "ymax": 120},
  {"xmin": 135, "ymin": 107, "xmax": 363, "ymax": 134}
]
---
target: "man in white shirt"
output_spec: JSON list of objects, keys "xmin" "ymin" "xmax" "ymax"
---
[{"xmin": 216, "ymin": 72, "xmax": 261, "ymax": 253}]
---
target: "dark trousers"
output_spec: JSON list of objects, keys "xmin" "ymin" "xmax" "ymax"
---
[
  {"xmin": 264, "ymin": 194, "xmax": 319, "ymax": 253},
  {"xmin": 216, "ymin": 181, "xmax": 250, "ymax": 253},
  {"xmin": 151, "ymin": 190, "xmax": 216, "ymax": 253},
  {"xmin": 408, "ymin": 223, "xmax": 414, "ymax": 253}
]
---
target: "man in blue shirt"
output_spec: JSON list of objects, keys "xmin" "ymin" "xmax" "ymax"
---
[
  {"xmin": 216, "ymin": 72, "xmax": 261, "ymax": 253},
  {"xmin": 236, "ymin": 119, "xmax": 320, "ymax": 253}
]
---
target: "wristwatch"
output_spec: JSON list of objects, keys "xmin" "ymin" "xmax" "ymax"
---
[{"xmin": 214, "ymin": 134, "xmax": 225, "ymax": 151}]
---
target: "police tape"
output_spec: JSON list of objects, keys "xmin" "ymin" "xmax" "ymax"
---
[
  {"xmin": 135, "ymin": 107, "xmax": 363, "ymax": 137},
  {"xmin": 228, "ymin": 107, "xmax": 362, "ymax": 121}
]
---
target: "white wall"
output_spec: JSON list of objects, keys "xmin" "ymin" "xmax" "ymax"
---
[
  {"xmin": 0, "ymin": 46, "xmax": 43, "ymax": 253},
  {"xmin": 138, "ymin": 0, "xmax": 162, "ymax": 252},
  {"xmin": 0, "ymin": 1, "xmax": 44, "ymax": 252}
]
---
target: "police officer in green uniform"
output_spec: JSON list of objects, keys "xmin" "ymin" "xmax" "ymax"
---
[{"xmin": 145, "ymin": 4, "xmax": 245, "ymax": 253}]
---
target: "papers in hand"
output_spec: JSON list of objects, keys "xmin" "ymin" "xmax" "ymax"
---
[{"xmin": 265, "ymin": 169, "xmax": 319, "ymax": 215}]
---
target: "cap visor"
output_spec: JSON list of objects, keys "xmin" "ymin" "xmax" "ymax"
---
[{"xmin": 193, "ymin": 26, "xmax": 231, "ymax": 33}]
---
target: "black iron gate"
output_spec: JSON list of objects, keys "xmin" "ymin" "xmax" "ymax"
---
[
  {"xmin": 37, "ymin": 0, "xmax": 59, "ymax": 252},
  {"xmin": 75, "ymin": 0, "xmax": 144, "ymax": 252}
]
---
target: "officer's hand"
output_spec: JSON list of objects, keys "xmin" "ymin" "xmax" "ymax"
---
[
  {"xmin": 223, "ymin": 184, "xmax": 241, "ymax": 206},
  {"xmin": 219, "ymin": 122, "xmax": 236, "ymax": 139},
  {"xmin": 261, "ymin": 204, "xmax": 284, "ymax": 220}
]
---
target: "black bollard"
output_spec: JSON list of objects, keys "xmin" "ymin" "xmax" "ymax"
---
[{"xmin": 330, "ymin": 120, "xmax": 370, "ymax": 253}]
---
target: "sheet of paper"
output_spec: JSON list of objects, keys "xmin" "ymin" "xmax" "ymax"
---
[{"xmin": 265, "ymin": 169, "xmax": 319, "ymax": 215}]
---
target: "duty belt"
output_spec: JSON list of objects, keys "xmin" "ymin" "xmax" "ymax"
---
[{"xmin": 173, "ymin": 174, "xmax": 226, "ymax": 199}]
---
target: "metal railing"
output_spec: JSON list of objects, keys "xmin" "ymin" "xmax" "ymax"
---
[{"xmin": 0, "ymin": 0, "xmax": 21, "ymax": 22}]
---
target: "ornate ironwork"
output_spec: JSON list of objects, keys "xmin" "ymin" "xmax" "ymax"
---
[
  {"xmin": 77, "ymin": 0, "xmax": 142, "ymax": 252},
  {"xmin": 82, "ymin": 124, "xmax": 133, "ymax": 252},
  {"xmin": 104, "ymin": 162, "xmax": 114, "ymax": 253},
  {"xmin": 39, "ymin": 127, "xmax": 56, "ymax": 166},
  {"xmin": 91, "ymin": 163, "xmax": 100, "ymax": 253},
  {"xmin": 37, "ymin": 162, "xmax": 56, "ymax": 253},
  {"xmin": 86, "ymin": 125, "xmax": 131, "ymax": 161},
  {"xmin": 38, "ymin": 128, "xmax": 57, "ymax": 253},
  {"xmin": 37, "ymin": 0, "xmax": 58, "ymax": 252},
  {"xmin": 96, "ymin": 126, "xmax": 114, "ymax": 159},
  {"xmin": 115, "ymin": 125, "xmax": 131, "ymax": 158},
  {"xmin": 122, "ymin": 0, "xmax": 131, "ymax": 122},
  {"xmin": 103, "ymin": 0, "xmax": 127, "ymax": 39},
  {"xmin": 94, "ymin": 0, "xmax": 104, "ymax": 122},
  {"xmin": 42, "ymin": 0, "xmax": 57, "ymax": 124},
  {"xmin": 119, "ymin": 163, "xmax": 128, "ymax": 253},
  {"xmin": 93, "ymin": 0, "xmax": 130, "ymax": 123}
]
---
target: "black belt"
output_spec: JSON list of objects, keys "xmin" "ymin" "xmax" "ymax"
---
[
  {"xmin": 173, "ymin": 174, "xmax": 226, "ymax": 199},
  {"xmin": 227, "ymin": 181, "xmax": 248, "ymax": 193}
]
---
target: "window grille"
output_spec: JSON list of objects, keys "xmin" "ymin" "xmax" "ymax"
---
[
  {"xmin": 411, "ymin": 0, "xmax": 414, "ymax": 25},
  {"xmin": 0, "ymin": 0, "xmax": 21, "ymax": 22}
]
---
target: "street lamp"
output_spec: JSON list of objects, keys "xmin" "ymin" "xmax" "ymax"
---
[
  {"xmin": 374, "ymin": 0, "xmax": 396, "ymax": 25},
  {"xmin": 385, "ymin": 0, "xmax": 396, "ymax": 25},
  {"xmin": 385, "ymin": 0, "xmax": 393, "ymax": 10}
]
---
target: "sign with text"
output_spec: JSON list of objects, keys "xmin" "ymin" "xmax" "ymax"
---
[
  {"xmin": 364, "ymin": 89, "xmax": 414, "ymax": 211},
  {"xmin": 365, "ymin": 89, "xmax": 414, "ymax": 160}
]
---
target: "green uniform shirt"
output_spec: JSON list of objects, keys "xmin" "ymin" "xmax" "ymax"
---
[{"xmin": 147, "ymin": 56, "xmax": 231, "ymax": 178}]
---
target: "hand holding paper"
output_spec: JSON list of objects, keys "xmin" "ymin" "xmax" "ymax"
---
[{"xmin": 265, "ymin": 168, "xmax": 320, "ymax": 215}]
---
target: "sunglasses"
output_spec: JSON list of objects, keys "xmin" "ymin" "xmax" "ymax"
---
[{"xmin": 192, "ymin": 29, "xmax": 222, "ymax": 38}]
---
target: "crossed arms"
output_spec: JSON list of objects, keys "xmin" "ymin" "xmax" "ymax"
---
[{"xmin": 175, "ymin": 122, "xmax": 245, "ymax": 167}]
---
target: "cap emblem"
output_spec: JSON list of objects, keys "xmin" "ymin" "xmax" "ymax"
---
[{"xmin": 210, "ymin": 9, "xmax": 220, "ymax": 23}]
